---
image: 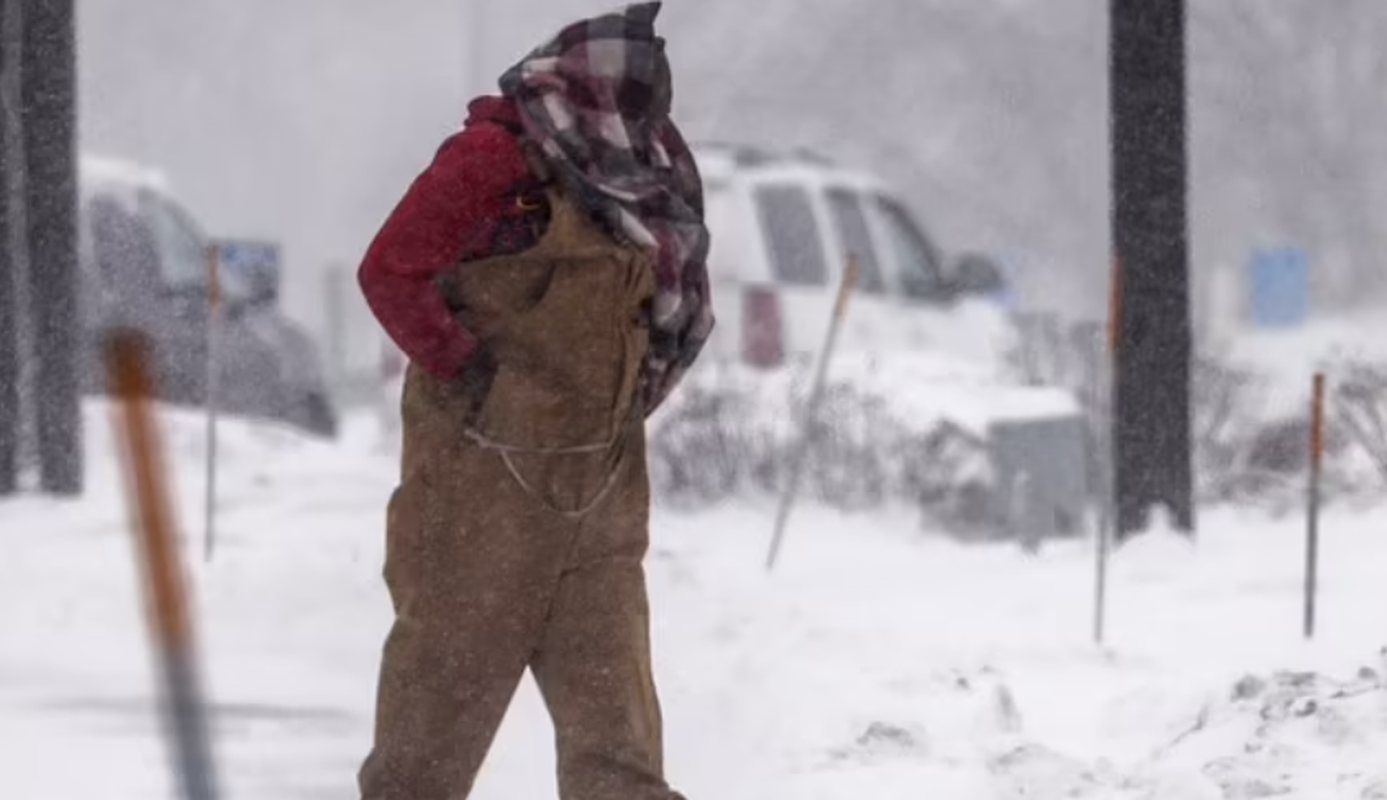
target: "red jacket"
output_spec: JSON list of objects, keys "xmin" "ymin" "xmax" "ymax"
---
[{"xmin": 358, "ymin": 96, "xmax": 547, "ymax": 380}]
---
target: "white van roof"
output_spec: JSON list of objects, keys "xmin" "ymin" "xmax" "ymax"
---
[
  {"xmin": 79, "ymin": 154, "xmax": 169, "ymax": 197},
  {"xmin": 691, "ymin": 142, "xmax": 885, "ymax": 195}
]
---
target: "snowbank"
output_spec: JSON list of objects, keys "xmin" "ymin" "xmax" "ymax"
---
[{"xmin": 0, "ymin": 401, "xmax": 1383, "ymax": 799}]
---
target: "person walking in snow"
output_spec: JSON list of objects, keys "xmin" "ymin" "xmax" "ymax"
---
[{"xmin": 354, "ymin": 4, "xmax": 711, "ymax": 799}]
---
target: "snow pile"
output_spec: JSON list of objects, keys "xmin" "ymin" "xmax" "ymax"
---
[
  {"xmin": 1155, "ymin": 667, "xmax": 1387, "ymax": 800},
  {"xmin": 2, "ymin": 401, "xmax": 1386, "ymax": 799},
  {"xmin": 665, "ymin": 506, "xmax": 1387, "ymax": 800},
  {"xmin": 1109, "ymin": 509, "xmax": 1200, "ymax": 585}
]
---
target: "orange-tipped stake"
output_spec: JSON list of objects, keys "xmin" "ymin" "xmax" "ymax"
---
[
  {"xmin": 107, "ymin": 329, "xmax": 221, "ymax": 800},
  {"xmin": 1095, "ymin": 258, "xmax": 1121, "ymax": 645},
  {"xmin": 1304, "ymin": 372, "xmax": 1326, "ymax": 640}
]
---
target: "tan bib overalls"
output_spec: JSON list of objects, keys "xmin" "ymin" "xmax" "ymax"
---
[{"xmin": 357, "ymin": 186, "xmax": 685, "ymax": 800}]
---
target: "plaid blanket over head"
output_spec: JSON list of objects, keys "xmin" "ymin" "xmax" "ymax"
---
[{"xmin": 498, "ymin": 1, "xmax": 714, "ymax": 414}]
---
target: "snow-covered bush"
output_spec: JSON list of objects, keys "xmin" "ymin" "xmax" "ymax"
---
[
  {"xmin": 647, "ymin": 355, "xmax": 1044, "ymax": 535},
  {"xmin": 1190, "ymin": 355, "xmax": 1255, "ymax": 503},
  {"xmin": 1332, "ymin": 359, "xmax": 1387, "ymax": 485},
  {"xmin": 646, "ymin": 381, "xmax": 749, "ymax": 510},
  {"xmin": 999, "ymin": 312, "xmax": 1386, "ymax": 514},
  {"xmin": 648, "ymin": 361, "xmax": 905, "ymax": 513}
]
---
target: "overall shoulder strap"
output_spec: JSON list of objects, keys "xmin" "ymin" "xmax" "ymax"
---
[{"xmin": 519, "ymin": 138, "xmax": 556, "ymax": 185}]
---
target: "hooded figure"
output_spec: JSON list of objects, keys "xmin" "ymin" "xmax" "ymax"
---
[{"xmin": 355, "ymin": 4, "xmax": 706, "ymax": 799}]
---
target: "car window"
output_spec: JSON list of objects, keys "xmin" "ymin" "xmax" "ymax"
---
[
  {"xmin": 825, "ymin": 188, "xmax": 885, "ymax": 295},
  {"xmin": 89, "ymin": 195, "xmax": 161, "ymax": 286},
  {"xmin": 139, "ymin": 189, "xmax": 208, "ymax": 289},
  {"xmin": 875, "ymin": 196, "xmax": 945, "ymax": 301},
  {"xmin": 754, "ymin": 184, "xmax": 829, "ymax": 287}
]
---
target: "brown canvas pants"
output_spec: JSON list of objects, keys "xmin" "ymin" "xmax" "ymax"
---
[{"xmin": 357, "ymin": 189, "xmax": 686, "ymax": 800}]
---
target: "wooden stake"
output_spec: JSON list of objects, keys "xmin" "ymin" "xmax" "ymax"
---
[{"xmin": 107, "ymin": 329, "xmax": 221, "ymax": 800}]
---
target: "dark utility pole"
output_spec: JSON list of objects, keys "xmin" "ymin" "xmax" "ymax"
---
[
  {"xmin": 0, "ymin": 0, "xmax": 21, "ymax": 496},
  {"xmin": 1110, "ymin": 0, "xmax": 1194, "ymax": 539},
  {"xmin": 0, "ymin": 0, "xmax": 82, "ymax": 497},
  {"xmin": 23, "ymin": 0, "xmax": 81, "ymax": 494}
]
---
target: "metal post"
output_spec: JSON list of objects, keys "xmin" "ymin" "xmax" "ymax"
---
[
  {"xmin": 765, "ymin": 257, "xmax": 860, "ymax": 572},
  {"xmin": 203, "ymin": 244, "xmax": 220, "ymax": 562},
  {"xmin": 1093, "ymin": 421, "xmax": 1111, "ymax": 644},
  {"xmin": 1094, "ymin": 261, "xmax": 1119, "ymax": 644},
  {"xmin": 323, "ymin": 267, "xmax": 346, "ymax": 392},
  {"xmin": 106, "ymin": 329, "xmax": 220, "ymax": 800},
  {"xmin": 1304, "ymin": 372, "xmax": 1325, "ymax": 639}
]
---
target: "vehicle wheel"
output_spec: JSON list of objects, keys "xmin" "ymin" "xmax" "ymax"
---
[{"xmin": 290, "ymin": 391, "xmax": 338, "ymax": 438}]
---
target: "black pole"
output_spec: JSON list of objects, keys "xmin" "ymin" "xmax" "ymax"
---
[
  {"xmin": 1110, "ymin": 0, "xmax": 1194, "ymax": 540},
  {"xmin": 0, "ymin": 0, "xmax": 20, "ymax": 496},
  {"xmin": 0, "ymin": 202, "xmax": 15, "ymax": 496},
  {"xmin": 22, "ymin": 0, "xmax": 81, "ymax": 495}
]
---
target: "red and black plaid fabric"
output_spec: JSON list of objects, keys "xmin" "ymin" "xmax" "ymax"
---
[{"xmin": 498, "ymin": 1, "xmax": 713, "ymax": 413}]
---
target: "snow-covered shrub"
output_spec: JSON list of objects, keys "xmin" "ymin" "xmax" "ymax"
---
[
  {"xmin": 997, "ymin": 312, "xmax": 1377, "ymax": 512},
  {"xmin": 646, "ymin": 377, "xmax": 753, "ymax": 510},
  {"xmin": 796, "ymin": 382, "xmax": 891, "ymax": 511},
  {"xmin": 1332, "ymin": 358, "xmax": 1387, "ymax": 485},
  {"xmin": 1191, "ymin": 356, "xmax": 1269, "ymax": 506},
  {"xmin": 647, "ymin": 356, "xmax": 1023, "ymax": 533}
]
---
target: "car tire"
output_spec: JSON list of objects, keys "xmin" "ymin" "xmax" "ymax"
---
[{"xmin": 289, "ymin": 391, "xmax": 338, "ymax": 439}]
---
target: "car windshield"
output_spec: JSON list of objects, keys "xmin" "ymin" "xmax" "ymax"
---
[{"xmin": 139, "ymin": 189, "xmax": 208, "ymax": 289}]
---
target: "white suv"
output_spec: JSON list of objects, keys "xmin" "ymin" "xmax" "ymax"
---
[{"xmin": 693, "ymin": 142, "xmax": 1016, "ymax": 378}]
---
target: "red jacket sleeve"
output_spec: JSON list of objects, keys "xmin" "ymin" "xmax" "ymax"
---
[{"xmin": 358, "ymin": 123, "xmax": 530, "ymax": 381}]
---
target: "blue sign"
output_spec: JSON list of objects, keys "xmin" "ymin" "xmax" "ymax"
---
[
  {"xmin": 215, "ymin": 239, "xmax": 282, "ymax": 306},
  {"xmin": 989, "ymin": 252, "xmax": 1024, "ymax": 311},
  {"xmin": 1248, "ymin": 247, "xmax": 1309, "ymax": 328}
]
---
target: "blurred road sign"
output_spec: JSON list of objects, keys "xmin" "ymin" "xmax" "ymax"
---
[
  {"xmin": 213, "ymin": 239, "xmax": 281, "ymax": 307},
  {"xmin": 1248, "ymin": 247, "xmax": 1309, "ymax": 328},
  {"xmin": 991, "ymin": 252, "xmax": 1025, "ymax": 311}
]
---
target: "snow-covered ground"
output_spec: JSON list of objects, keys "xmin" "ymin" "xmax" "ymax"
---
[{"xmin": 2, "ymin": 402, "xmax": 1384, "ymax": 799}]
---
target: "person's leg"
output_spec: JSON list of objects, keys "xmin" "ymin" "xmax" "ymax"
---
[
  {"xmin": 358, "ymin": 450, "xmax": 567, "ymax": 800},
  {"xmin": 529, "ymin": 440, "xmax": 687, "ymax": 800}
]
